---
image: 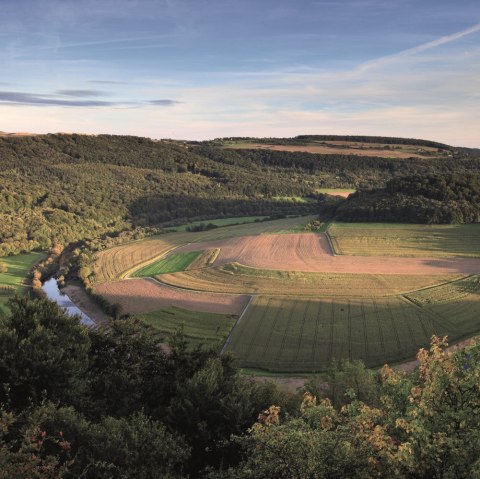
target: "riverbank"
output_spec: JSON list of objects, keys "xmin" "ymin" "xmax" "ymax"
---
[{"xmin": 62, "ymin": 282, "xmax": 109, "ymax": 327}]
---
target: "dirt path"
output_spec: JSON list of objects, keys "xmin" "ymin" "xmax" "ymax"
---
[{"xmin": 173, "ymin": 233, "xmax": 480, "ymax": 275}]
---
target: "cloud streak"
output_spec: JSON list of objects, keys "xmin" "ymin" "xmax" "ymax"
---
[
  {"xmin": 0, "ymin": 90, "xmax": 181, "ymax": 108},
  {"xmin": 147, "ymin": 99, "xmax": 181, "ymax": 106},
  {"xmin": 56, "ymin": 89, "xmax": 105, "ymax": 97},
  {"xmin": 358, "ymin": 23, "xmax": 480, "ymax": 73},
  {"xmin": 0, "ymin": 91, "xmax": 114, "ymax": 107}
]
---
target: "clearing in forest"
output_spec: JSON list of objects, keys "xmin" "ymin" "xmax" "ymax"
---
[
  {"xmin": 222, "ymin": 141, "xmax": 443, "ymax": 159},
  {"xmin": 0, "ymin": 252, "xmax": 46, "ymax": 317}
]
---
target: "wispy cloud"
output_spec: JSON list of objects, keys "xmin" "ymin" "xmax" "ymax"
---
[
  {"xmin": 357, "ymin": 23, "xmax": 480, "ymax": 73},
  {"xmin": 0, "ymin": 91, "xmax": 114, "ymax": 107},
  {"xmin": 56, "ymin": 89, "xmax": 105, "ymax": 97},
  {"xmin": 0, "ymin": 90, "xmax": 181, "ymax": 108},
  {"xmin": 88, "ymin": 80, "xmax": 130, "ymax": 85},
  {"xmin": 147, "ymin": 99, "xmax": 181, "ymax": 106}
]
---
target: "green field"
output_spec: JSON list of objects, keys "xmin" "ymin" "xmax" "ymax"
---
[
  {"xmin": 328, "ymin": 222, "xmax": 480, "ymax": 258},
  {"xmin": 0, "ymin": 252, "xmax": 46, "ymax": 317},
  {"xmin": 136, "ymin": 306, "xmax": 237, "ymax": 348},
  {"xmin": 226, "ymin": 277, "xmax": 480, "ymax": 372},
  {"xmin": 131, "ymin": 251, "xmax": 202, "ymax": 277},
  {"xmin": 171, "ymin": 216, "xmax": 268, "ymax": 232}
]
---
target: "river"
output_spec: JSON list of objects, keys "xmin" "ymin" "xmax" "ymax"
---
[{"xmin": 42, "ymin": 278, "xmax": 96, "ymax": 327}]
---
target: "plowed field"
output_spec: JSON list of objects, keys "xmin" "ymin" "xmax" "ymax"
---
[
  {"xmin": 95, "ymin": 278, "xmax": 250, "ymax": 315},
  {"xmin": 174, "ymin": 233, "xmax": 480, "ymax": 275}
]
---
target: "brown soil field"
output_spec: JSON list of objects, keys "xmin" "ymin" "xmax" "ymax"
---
[
  {"xmin": 174, "ymin": 233, "xmax": 480, "ymax": 275},
  {"xmin": 226, "ymin": 143, "xmax": 435, "ymax": 158},
  {"xmin": 321, "ymin": 190, "xmax": 352, "ymax": 198},
  {"xmin": 95, "ymin": 278, "xmax": 250, "ymax": 315},
  {"xmin": 93, "ymin": 216, "xmax": 317, "ymax": 283}
]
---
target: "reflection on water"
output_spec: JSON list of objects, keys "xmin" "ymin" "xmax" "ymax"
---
[{"xmin": 42, "ymin": 278, "xmax": 95, "ymax": 327}]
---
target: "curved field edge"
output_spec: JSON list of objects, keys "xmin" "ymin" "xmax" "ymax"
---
[
  {"xmin": 94, "ymin": 278, "xmax": 250, "ymax": 316},
  {"xmin": 93, "ymin": 215, "xmax": 317, "ymax": 283},
  {"xmin": 131, "ymin": 251, "xmax": 202, "ymax": 277},
  {"xmin": 158, "ymin": 264, "xmax": 462, "ymax": 297},
  {"xmin": 225, "ymin": 276, "xmax": 480, "ymax": 372},
  {"xmin": 328, "ymin": 222, "xmax": 480, "ymax": 258}
]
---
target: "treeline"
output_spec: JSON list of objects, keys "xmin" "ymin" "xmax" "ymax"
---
[
  {"xmin": 1, "ymin": 296, "xmax": 479, "ymax": 478},
  {"xmin": 332, "ymin": 173, "xmax": 480, "ymax": 224},
  {"xmin": 0, "ymin": 134, "xmax": 317, "ymax": 255},
  {"xmin": 206, "ymin": 135, "xmax": 451, "ymax": 149},
  {"xmin": 294, "ymin": 134, "xmax": 451, "ymax": 149},
  {"xmin": 1, "ymin": 134, "xmax": 478, "ymax": 255}
]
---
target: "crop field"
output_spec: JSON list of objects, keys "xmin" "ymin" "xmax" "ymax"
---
[
  {"xmin": 225, "ymin": 290, "xmax": 479, "ymax": 372},
  {"xmin": 93, "ymin": 215, "xmax": 316, "ymax": 282},
  {"xmin": 136, "ymin": 306, "xmax": 237, "ymax": 349},
  {"xmin": 93, "ymin": 216, "xmax": 480, "ymax": 372},
  {"xmin": 172, "ymin": 233, "xmax": 480, "ymax": 275},
  {"xmin": 0, "ymin": 252, "xmax": 46, "ymax": 317},
  {"xmin": 159, "ymin": 264, "xmax": 457, "ymax": 297},
  {"xmin": 131, "ymin": 251, "xmax": 202, "ymax": 276},
  {"xmin": 222, "ymin": 141, "xmax": 442, "ymax": 159},
  {"xmin": 95, "ymin": 278, "xmax": 250, "ymax": 315},
  {"xmin": 328, "ymin": 223, "xmax": 480, "ymax": 258},
  {"xmin": 186, "ymin": 249, "xmax": 220, "ymax": 270}
]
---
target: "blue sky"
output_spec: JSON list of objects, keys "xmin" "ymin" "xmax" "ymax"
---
[{"xmin": 1, "ymin": 0, "xmax": 480, "ymax": 145}]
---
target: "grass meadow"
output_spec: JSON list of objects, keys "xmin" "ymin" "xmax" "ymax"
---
[
  {"xmin": 0, "ymin": 252, "xmax": 46, "ymax": 317},
  {"xmin": 136, "ymin": 306, "xmax": 237, "ymax": 349}
]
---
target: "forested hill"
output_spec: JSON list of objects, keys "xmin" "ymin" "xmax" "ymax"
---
[
  {"xmin": 333, "ymin": 174, "xmax": 480, "ymax": 224},
  {"xmin": 1, "ymin": 133, "xmax": 479, "ymax": 255}
]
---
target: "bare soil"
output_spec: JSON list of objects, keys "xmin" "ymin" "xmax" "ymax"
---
[
  {"xmin": 62, "ymin": 283, "xmax": 109, "ymax": 325},
  {"xmin": 174, "ymin": 233, "xmax": 480, "ymax": 275},
  {"xmin": 95, "ymin": 278, "xmax": 250, "ymax": 315}
]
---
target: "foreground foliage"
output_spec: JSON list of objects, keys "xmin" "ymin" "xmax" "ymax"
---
[{"xmin": 0, "ymin": 296, "xmax": 479, "ymax": 477}]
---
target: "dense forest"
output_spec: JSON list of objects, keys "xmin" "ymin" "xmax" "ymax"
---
[
  {"xmin": 0, "ymin": 296, "xmax": 479, "ymax": 478},
  {"xmin": 1, "ymin": 133, "xmax": 479, "ymax": 255},
  {"xmin": 332, "ymin": 174, "xmax": 480, "ymax": 224}
]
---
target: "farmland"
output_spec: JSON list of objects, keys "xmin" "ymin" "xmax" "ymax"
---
[
  {"xmin": 159, "ymin": 265, "xmax": 457, "ymax": 297},
  {"xmin": 92, "ymin": 217, "xmax": 480, "ymax": 372},
  {"xmin": 131, "ymin": 251, "xmax": 202, "ymax": 276},
  {"xmin": 136, "ymin": 306, "xmax": 237, "ymax": 349},
  {"xmin": 0, "ymin": 252, "xmax": 45, "ymax": 317},
  {"xmin": 93, "ymin": 215, "xmax": 317, "ymax": 282},
  {"xmin": 328, "ymin": 222, "xmax": 480, "ymax": 258},
  {"xmin": 95, "ymin": 278, "xmax": 250, "ymax": 315},
  {"xmin": 225, "ymin": 280, "xmax": 480, "ymax": 372},
  {"xmin": 222, "ymin": 140, "xmax": 445, "ymax": 159}
]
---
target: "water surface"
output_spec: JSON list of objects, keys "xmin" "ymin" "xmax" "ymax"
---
[{"xmin": 42, "ymin": 278, "xmax": 96, "ymax": 327}]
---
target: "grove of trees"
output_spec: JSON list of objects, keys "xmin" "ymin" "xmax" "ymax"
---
[{"xmin": 0, "ymin": 296, "xmax": 479, "ymax": 478}]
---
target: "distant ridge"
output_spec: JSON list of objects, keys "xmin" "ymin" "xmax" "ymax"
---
[{"xmin": 0, "ymin": 131, "xmax": 37, "ymax": 137}]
